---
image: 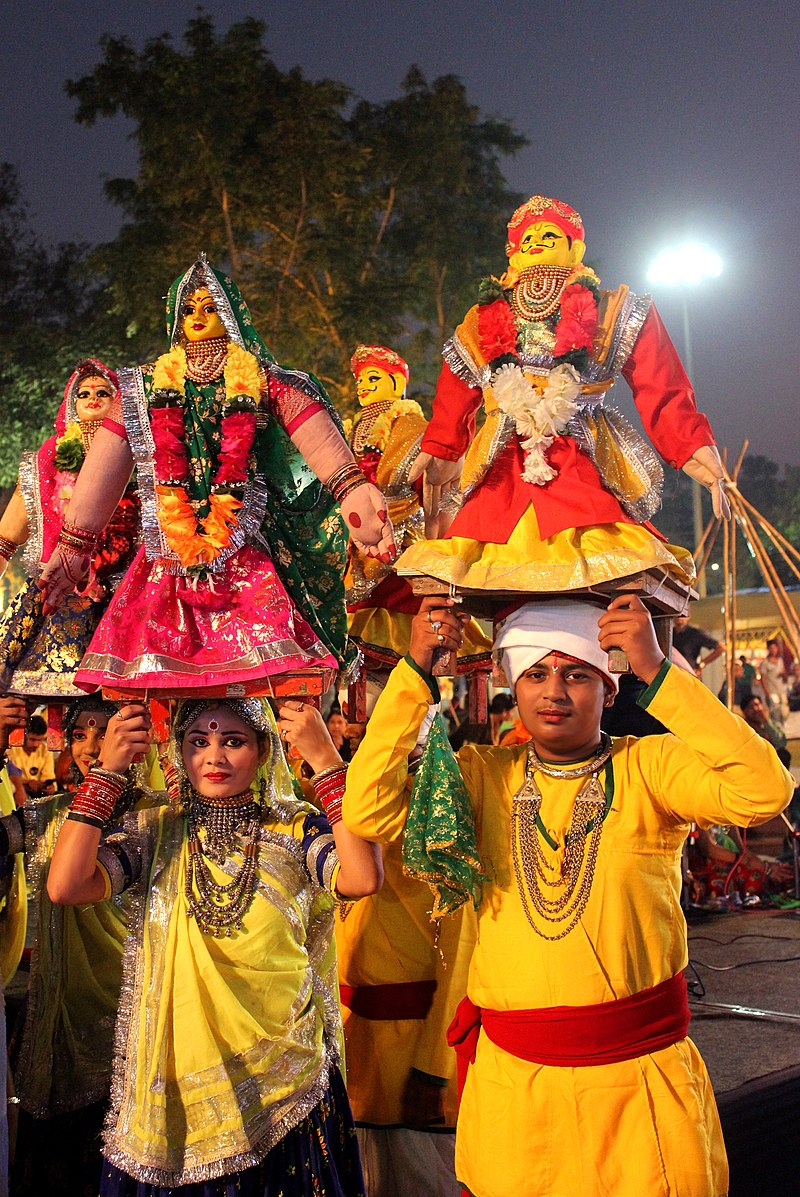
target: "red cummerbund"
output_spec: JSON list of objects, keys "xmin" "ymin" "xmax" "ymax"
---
[
  {"xmin": 340, "ymin": 978, "xmax": 437, "ymax": 1021},
  {"xmin": 449, "ymin": 972, "xmax": 690, "ymax": 1071}
]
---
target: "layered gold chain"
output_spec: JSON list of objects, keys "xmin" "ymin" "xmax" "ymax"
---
[{"xmin": 511, "ymin": 736, "xmax": 612, "ymax": 940}]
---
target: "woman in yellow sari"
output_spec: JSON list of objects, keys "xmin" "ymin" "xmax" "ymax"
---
[
  {"xmin": 0, "ymin": 694, "xmax": 157, "ymax": 1196},
  {"xmin": 47, "ymin": 695, "xmax": 382, "ymax": 1196}
]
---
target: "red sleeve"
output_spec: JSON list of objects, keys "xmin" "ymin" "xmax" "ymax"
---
[
  {"xmin": 420, "ymin": 362, "xmax": 483, "ymax": 462},
  {"xmin": 621, "ymin": 304, "xmax": 715, "ymax": 469}
]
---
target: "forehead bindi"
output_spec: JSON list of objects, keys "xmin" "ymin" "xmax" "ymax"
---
[{"xmin": 187, "ymin": 716, "xmax": 253, "ymax": 738}]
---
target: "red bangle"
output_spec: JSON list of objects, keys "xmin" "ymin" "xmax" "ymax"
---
[
  {"xmin": 0, "ymin": 536, "xmax": 18, "ymax": 562},
  {"xmin": 70, "ymin": 766, "xmax": 127, "ymax": 827},
  {"xmin": 312, "ymin": 763, "xmax": 347, "ymax": 826},
  {"xmin": 327, "ymin": 464, "xmax": 368, "ymax": 504}
]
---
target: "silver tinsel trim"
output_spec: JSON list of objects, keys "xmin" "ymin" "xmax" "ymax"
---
[
  {"xmin": 170, "ymin": 256, "xmax": 243, "ymax": 348},
  {"xmin": 442, "ymin": 335, "xmax": 482, "ymax": 388},
  {"xmin": 270, "ymin": 364, "xmax": 325, "ymax": 404},
  {"xmin": 18, "ymin": 451, "xmax": 43, "ymax": 576},
  {"xmin": 568, "ymin": 406, "xmax": 664, "ymax": 522},
  {"xmin": 461, "ymin": 411, "xmax": 517, "ymax": 500},
  {"xmin": 119, "ymin": 366, "xmax": 162, "ymax": 561},
  {"xmin": 606, "ymin": 290, "xmax": 652, "ymax": 375}
]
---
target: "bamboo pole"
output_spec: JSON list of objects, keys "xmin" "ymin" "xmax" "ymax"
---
[
  {"xmin": 732, "ymin": 497, "xmax": 800, "ymax": 660},
  {"xmin": 722, "ymin": 506, "xmax": 734, "ymax": 709}
]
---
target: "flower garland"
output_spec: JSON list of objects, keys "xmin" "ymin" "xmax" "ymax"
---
[
  {"xmin": 149, "ymin": 342, "xmax": 262, "ymax": 569},
  {"xmin": 476, "ymin": 266, "xmax": 601, "ymax": 485},
  {"xmin": 52, "ymin": 424, "xmax": 85, "ymax": 518}
]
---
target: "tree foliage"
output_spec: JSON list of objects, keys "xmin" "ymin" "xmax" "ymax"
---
[
  {"xmin": 65, "ymin": 15, "xmax": 526, "ymax": 406},
  {"xmin": 0, "ymin": 163, "xmax": 102, "ymax": 487}
]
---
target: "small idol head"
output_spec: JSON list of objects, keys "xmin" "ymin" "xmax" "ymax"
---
[
  {"xmin": 350, "ymin": 345, "xmax": 409, "ymax": 408},
  {"xmin": 75, "ymin": 375, "xmax": 116, "ymax": 422},
  {"xmin": 356, "ymin": 364, "xmax": 407, "ymax": 407},
  {"xmin": 181, "ymin": 287, "xmax": 228, "ymax": 343}
]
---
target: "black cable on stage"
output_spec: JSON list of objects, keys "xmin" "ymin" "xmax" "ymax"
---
[
  {"xmin": 689, "ymin": 932, "xmax": 800, "ymax": 945},
  {"xmin": 689, "ymin": 954, "xmax": 800, "ymax": 972}
]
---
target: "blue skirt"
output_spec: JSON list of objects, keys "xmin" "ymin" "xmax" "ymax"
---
[{"xmin": 99, "ymin": 1068, "xmax": 365, "ymax": 1197}]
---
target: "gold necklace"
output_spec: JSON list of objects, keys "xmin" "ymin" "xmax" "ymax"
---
[
  {"xmin": 352, "ymin": 400, "xmax": 393, "ymax": 457},
  {"xmin": 79, "ymin": 419, "xmax": 103, "ymax": 453},
  {"xmin": 184, "ymin": 336, "xmax": 229, "ymax": 385},
  {"xmin": 510, "ymin": 265, "xmax": 573, "ymax": 322},
  {"xmin": 511, "ymin": 734, "xmax": 613, "ymax": 940}
]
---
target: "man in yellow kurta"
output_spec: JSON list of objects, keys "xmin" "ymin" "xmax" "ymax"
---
[{"xmin": 344, "ymin": 595, "xmax": 793, "ymax": 1197}]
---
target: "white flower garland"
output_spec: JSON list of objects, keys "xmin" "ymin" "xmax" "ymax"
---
[{"xmin": 491, "ymin": 362, "xmax": 581, "ymax": 484}]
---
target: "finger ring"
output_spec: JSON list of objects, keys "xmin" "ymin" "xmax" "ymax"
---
[
  {"xmin": 427, "ymin": 610, "xmax": 434, "ymax": 625},
  {"xmin": 437, "ymin": 633, "xmax": 444, "ymax": 644},
  {"xmin": 431, "ymin": 620, "xmax": 442, "ymax": 632},
  {"xmin": 116, "ymin": 711, "xmax": 125, "ymax": 720}
]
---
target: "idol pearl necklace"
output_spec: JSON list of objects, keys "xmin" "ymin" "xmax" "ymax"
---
[{"xmin": 511, "ymin": 732, "xmax": 613, "ymax": 941}]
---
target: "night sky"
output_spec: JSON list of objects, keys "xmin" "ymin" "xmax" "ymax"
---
[{"xmin": 3, "ymin": 0, "xmax": 799, "ymax": 465}]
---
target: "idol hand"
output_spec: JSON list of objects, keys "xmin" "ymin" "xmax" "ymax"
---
[
  {"xmin": 340, "ymin": 484, "xmax": 396, "ymax": 563},
  {"xmin": 682, "ymin": 445, "xmax": 730, "ymax": 520}
]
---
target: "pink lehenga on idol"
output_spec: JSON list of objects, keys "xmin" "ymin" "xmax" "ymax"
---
[
  {"xmin": 38, "ymin": 257, "xmax": 394, "ymax": 695},
  {"xmin": 0, "ymin": 360, "xmax": 140, "ymax": 698}
]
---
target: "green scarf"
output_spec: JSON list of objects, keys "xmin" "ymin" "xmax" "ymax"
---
[{"xmin": 403, "ymin": 714, "xmax": 486, "ymax": 918}]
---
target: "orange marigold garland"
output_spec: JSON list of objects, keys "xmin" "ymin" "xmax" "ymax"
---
[{"xmin": 149, "ymin": 342, "xmax": 261, "ymax": 569}]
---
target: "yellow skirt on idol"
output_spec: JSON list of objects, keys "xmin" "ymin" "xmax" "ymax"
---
[{"xmin": 395, "ymin": 505, "xmax": 696, "ymax": 594}]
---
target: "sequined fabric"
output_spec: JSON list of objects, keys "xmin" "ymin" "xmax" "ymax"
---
[
  {"xmin": 77, "ymin": 544, "xmax": 336, "ymax": 693},
  {"xmin": 402, "ymin": 714, "xmax": 485, "ymax": 917},
  {"xmin": 98, "ymin": 1068, "xmax": 365, "ymax": 1196}
]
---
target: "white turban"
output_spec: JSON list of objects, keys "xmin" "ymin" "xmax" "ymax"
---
[{"xmin": 493, "ymin": 600, "xmax": 619, "ymax": 693}]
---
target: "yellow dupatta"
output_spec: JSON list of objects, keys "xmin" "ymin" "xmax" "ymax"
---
[{"xmin": 104, "ymin": 796, "xmax": 342, "ymax": 1186}]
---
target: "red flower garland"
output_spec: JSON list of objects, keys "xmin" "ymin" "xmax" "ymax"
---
[
  {"xmin": 477, "ymin": 299, "xmax": 518, "ymax": 360},
  {"xmin": 214, "ymin": 411, "xmax": 257, "ymax": 485},
  {"xmin": 151, "ymin": 407, "xmax": 189, "ymax": 482},
  {"xmin": 552, "ymin": 284, "xmax": 598, "ymax": 357}
]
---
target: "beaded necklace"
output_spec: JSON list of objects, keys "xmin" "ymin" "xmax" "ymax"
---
[
  {"xmin": 510, "ymin": 265, "xmax": 574, "ymax": 322},
  {"xmin": 511, "ymin": 733, "xmax": 613, "ymax": 940},
  {"xmin": 184, "ymin": 336, "xmax": 229, "ymax": 385},
  {"xmin": 184, "ymin": 788, "xmax": 263, "ymax": 937}
]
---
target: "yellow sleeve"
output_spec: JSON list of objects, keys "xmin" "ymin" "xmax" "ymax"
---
[
  {"xmin": 640, "ymin": 661, "xmax": 794, "ymax": 827},
  {"xmin": 343, "ymin": 657, "xmax": 436, "ymax": 842}
]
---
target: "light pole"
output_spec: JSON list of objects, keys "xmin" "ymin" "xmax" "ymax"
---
[{"xmin": 647, "ymin": 243, "xmax": 723, "ymax": 596}]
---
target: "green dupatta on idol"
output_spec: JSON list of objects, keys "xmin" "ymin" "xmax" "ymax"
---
[{"xmin": 163, "ymin": 256, "xmax": 352, "ymax": 667}]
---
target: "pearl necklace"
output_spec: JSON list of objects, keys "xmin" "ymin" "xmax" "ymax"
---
[
  {"xmin": 184, "ymin": 336, "xmax": 229, "ymax": 385},
  {"xmin": 510, "ymin": 265, "xmax": 573, "ymax": 322},
  {"xmin": 351, "ymin": 400, "xmax": 394, "ymax": 457}
]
